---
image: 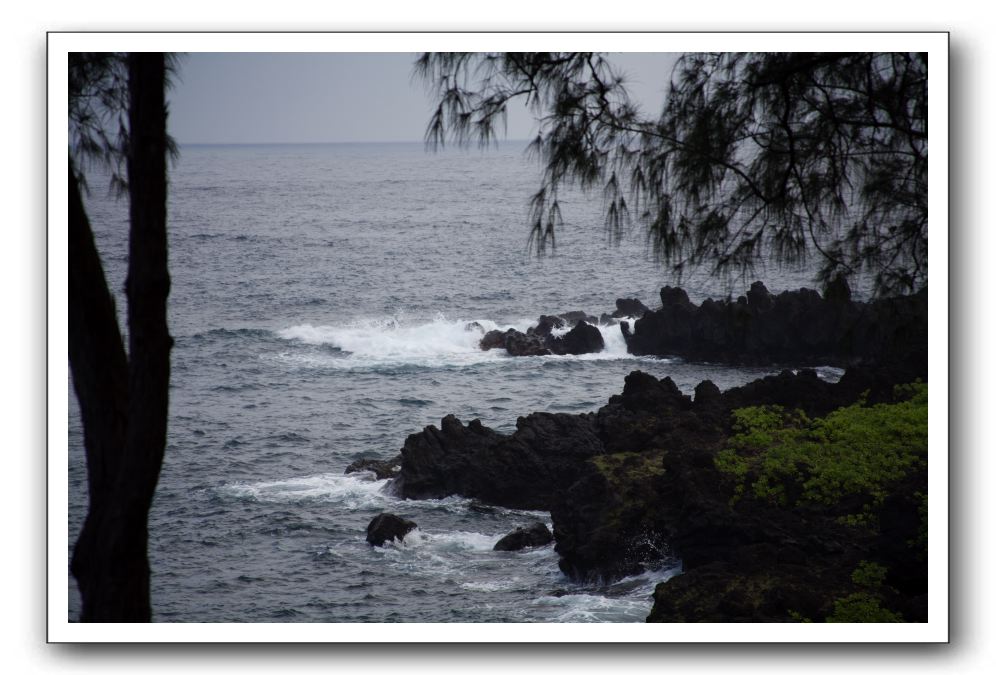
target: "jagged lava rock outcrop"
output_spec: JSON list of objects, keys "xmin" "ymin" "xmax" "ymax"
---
[
  {"xmin": 556, "ymin": 367, "xmax": 927, "ymax": 621},
  {"xmin": 393, "ymin": 412, "xmax": 604, "ymax": 510},
  {"xmin": 611, "ymin": 297, "xmax": 650, "ymax": 319},
  {"xmin": 479, "ymin": 312, "xmax": 606, "ymax": 357},
  {"xmin": 388, "ymin": 362, "xmax": 927, "ymax": 619},
  {"xmin": 625, "ymin": 281, "xmax": 926, "ymax": 367}
]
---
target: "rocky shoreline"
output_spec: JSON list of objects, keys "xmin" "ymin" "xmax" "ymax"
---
[
  {"xmin": 471, "ymin": 280, "xmax": 927, "ymax": 369},
  {"xmin": 353, "ymin": 284, "xmax": 928, "ymax": 622}
]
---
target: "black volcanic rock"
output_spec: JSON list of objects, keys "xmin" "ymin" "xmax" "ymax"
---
[
  {"xmin": 626, "ymin": 283, "xmax": 927, "ymax": 371},
  {"xmin": 366, "ymin": 513, "xmax": 417, "ymax": 546},
  {"xmin": 391, "ymin": 361, "xmax": 927, "ymax": 622},
  {"xmin": 493, "ymin": 522, "xmax": 554, "ymax": 551},
  {"xmin": 504, "ymin": 329, "xmax": 552, "ymax": 356},
  {"xmin": 612, "ymin": 297, "xmax": 651, "ymax": 318},
  {"xmin": 481, "ymin": 318, "xmax": 604, "ymax": 357},
  {"xmin": 660, "ymin": 286, "xmax": 695, "ymax": 310},
  {"xmin": 479, "ymin": 329, "xmax": 509, "ymax": 351},
  {"xmin": 531, "ymin": 315, "xmax": 566, "ymax": 337},
  {"xmin": 395, "ymin": 412, "xmax": 604, "ymax": 510},
  {"xmin": 558, "ymin": 310, "xmax": 598, "ymax": 326},
  {"xmin": 548, "ymin": 320, "xmax": 605, "ymax": 355},
  {"xmin": 822, "ymin": 275, "xmax": 852, "ymax": 305},
  {"xmin": 480, "ymin": 328, "xmax": 551, "ymax": 356},
  {"xmin": 693, "ymin": 380, "xmax": 721, "ymax": 405},
  {"xmin": 745, "ymin": 280, "xmax": 773, "ymax": 311},
  {"xmin": 393, "ymin": 415, "xmax": 504, "ymax": 502},
  {"xmin": 391, "ymin": 276, "xmax": 928, "ymax": 622},
  {"xmin": 345, "ymin": 454, "xmax": 403, "ymax": 480},
  {"xmin": 474, "ymin": 282, "xmax": 922, "ymax": 368}
]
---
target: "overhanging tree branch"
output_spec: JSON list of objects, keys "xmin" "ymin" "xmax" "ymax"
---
[{"xmin": 417, "ymin": 51, "xmax": 928, "ymax": 296}]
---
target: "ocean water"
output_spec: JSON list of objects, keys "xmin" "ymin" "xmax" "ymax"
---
[{"xmin": 68, "ymin": 141, "xmax": 843, "ymax": 622}]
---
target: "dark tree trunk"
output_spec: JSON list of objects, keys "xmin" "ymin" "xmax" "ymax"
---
[
  {"xmin": 69, "ymin": 53, "xmax": 172, "ymax": 622},
  {"xmin": 68, "ymin": 163, "xmax": 131, "ymax": 618}
]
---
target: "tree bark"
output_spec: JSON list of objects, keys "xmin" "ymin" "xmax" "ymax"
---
[
  {"xmin": 68, "ymin": 162, "xmax": 132, "ymax": 618},
  {"xmin": 69, "ymin": 52, "xmax": 172, "ymax": 622}
]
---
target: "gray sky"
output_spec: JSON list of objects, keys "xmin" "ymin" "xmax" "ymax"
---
[{"xmin": 168, "ymin": 53, "xmax": 681, "ymax": 145}]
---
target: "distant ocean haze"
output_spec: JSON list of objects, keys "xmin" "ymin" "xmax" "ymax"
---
[{"xmin": 69, "ymin": 141, "xmax": 842, "ymax": 622}]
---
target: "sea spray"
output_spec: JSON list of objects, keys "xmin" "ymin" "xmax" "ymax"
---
[
  {"xmin": 276, "ymin": 315, "xmax": 528, "ymax": 369},
  {"xmin": 275, "ymin": 314, "xmax": 646, "ymax": 370}
]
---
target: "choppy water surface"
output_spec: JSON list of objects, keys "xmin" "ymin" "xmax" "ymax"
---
[{"xmin": 68, "ymin": 142, "xmax": 841, "ymax": 622}]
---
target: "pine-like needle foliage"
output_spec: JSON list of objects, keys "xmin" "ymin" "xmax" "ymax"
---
[
  {"xmin": 69, "ymin": 52, "xmax": 181, "ymax": 194},
  {"xmin": 416, "ymin": 52, "xmax": 927, "ymax": 296}
]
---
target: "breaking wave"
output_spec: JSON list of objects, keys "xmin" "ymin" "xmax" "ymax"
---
[{"xmin": 272, "ymin": 313, "xmax": 644, "ymax": 370}]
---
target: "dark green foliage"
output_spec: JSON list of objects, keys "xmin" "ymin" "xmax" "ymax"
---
[
  {"xmin": 417, "ymin": 52, "xmax": 927, "ymax": 296},
  {"xmin": 823, "ymin": 561, "xmax": 904, "ymax": 622},
  {"xmin": 714, "ymin": 383, "xmax": 927, "ymax": 523},
  {"xmin": 851, "ymin": 560, "xmax": 889, "ymax": 589},
  {"xmin": 826, "ymin": 592, "xmax": 904, "ymax": 623}
]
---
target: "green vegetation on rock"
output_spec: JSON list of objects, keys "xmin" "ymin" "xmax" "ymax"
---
[
  {"xmin": 826, "ymin": 592, "xmax": 904, "ymax": 623},
  {"xmin": 715, "ymin": 383, "xmax": 927, "ymax": 522},
  {"xmin": 851, "ymin": 560, "xmax": 889, "ymax": 589},
  {"xmin": 587, "ymin": 451, "xmax": 667, "ymax": 526},
  {"xmin": 826, "ymin": 560, "xmax": 905, "ymax": 622},
  {"xmin": 590, "ymin": 451, "xmax": 666, "ymax": 486}
]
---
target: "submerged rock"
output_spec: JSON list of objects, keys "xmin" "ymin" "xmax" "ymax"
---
[
  {"xmin": 493, "ymin": 522, "xmax": 554, "ymax": 551},
  {"xmin": 365, "ymin": 513, "xmax": 417, "ymax": 546}
]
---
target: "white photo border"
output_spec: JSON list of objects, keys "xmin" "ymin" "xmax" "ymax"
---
[{"xmin": 48, "ymin": 31, "xmax": 949, "ymax": 643}]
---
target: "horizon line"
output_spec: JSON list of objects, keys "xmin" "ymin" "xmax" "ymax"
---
[{"xmin": 179, "ymin": 138, "xmax": 534, "ymax": 148}]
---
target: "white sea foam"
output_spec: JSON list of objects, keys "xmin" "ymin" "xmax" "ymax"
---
[
  {"xmin": 811, "ymin": 365, "xmax": 846, "ymax": 382},
  {"xmin": 596, "ymin": 316, "xmax": 637, "ymax": 358},
  {"xmin": 533, "ymin": 564, "xmax": 682, "ymax": 622},
  {"xmin": 390, "ymin": 528, "xmax": 500, "ymax": 552},
  {"xmin": 275, "ymin": 314, "xmax": 530, "ymax": 369},
  {"xmin": 460, "ymin": 580, "xmax": 514, "ymax": 592},
  {"xmin": 218, "ymin": 472, "xmax": 392, "ymax": 509},
  {"xmin": 273, "ymin": 313, "xmax": 652, "ymax": 370}
]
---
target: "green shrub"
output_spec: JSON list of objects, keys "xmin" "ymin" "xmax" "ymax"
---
[
  {"xmin": 851, "ymin": 560, "xmax": 888, "ymax": 589},
  {"xmin": 715, "ymin": 383, "xmax": 927, "ymax": 518},
  {"xmin": 826, "ymin": 592, "xmax": 903, "ymax": 623}
]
